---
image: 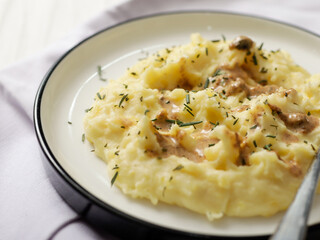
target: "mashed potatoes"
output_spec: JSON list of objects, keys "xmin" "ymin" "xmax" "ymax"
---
[{"xmin": 83, "ymin": 34, "xmax": 320, "ymax": 220}]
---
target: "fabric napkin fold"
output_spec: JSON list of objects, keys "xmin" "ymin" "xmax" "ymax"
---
[{"xmin": 1, "ymin": 0, "xmax": 320, "ymax": 239}]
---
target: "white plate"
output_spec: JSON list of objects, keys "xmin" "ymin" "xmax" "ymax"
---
[{"xmin": 35, "ymin": 12, "xmax": 320, "ymax": 237}]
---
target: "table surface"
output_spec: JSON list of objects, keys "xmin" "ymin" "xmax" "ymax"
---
[{"xmin": 0, "ymin": 0, "xmax": 123, "ymax": 71}]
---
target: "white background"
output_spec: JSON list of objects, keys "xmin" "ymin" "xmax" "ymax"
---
[{"xmin": 0, "ymin": 0, "xmax": 124, "ymax": 70}]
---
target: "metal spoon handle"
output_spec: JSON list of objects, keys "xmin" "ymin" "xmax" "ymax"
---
[{"xmin": 270, "ymin": 151, "xmax": 320, "ymax": 240}]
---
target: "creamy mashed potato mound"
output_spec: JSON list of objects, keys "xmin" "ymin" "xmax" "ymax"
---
[{"xmin": 84, "ymin": 34, "xmax": 320, "ymax": 220}]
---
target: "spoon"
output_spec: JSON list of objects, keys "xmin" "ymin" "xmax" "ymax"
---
[{"xmin": 270, "ymin": 150, "xmax": 320, "ymax": 240}]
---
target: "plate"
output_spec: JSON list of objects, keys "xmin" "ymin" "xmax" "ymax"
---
[{"xmin": 34, "ymin": 11, "xmax": 320, "ymax": 238}]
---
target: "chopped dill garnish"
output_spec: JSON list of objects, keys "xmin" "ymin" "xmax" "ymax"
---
[
  {"xmin": 263, "ymin": 144, "xmax": 272, "ymax": 151},
  {"xmin": 111, "ymin": 171, "xmax": 118, "ymax": 186},
  {"xmin": 266, "ymin": 135, "xmax": 276, "ymax": 138},
  {"xmin": 186, "ymin": 93, "xmax": 190, "ymax": 104},
  {"xmin": 82, "ymin": 133, "xmax": 85, "ymax": 142},
  {"xmin": 260, "ymin": 67, "xmax": 268, "ymax": 73},
  {"xmin": 222, "ymin": 34, "xmax": 226, "ymax": 41},
  {"xmin": 178, "ymin": 120, "xmax": 185, "ymax": 125},
  {"xmin": 97, "ymin": 65, "xmax": 107, "ymax": 81},
  {"xmin": 183, "ymin": 103, "xmax": 192, "ymax": 111},
  {"xmin": 68, "ymin": 121, "xmax": 72, "ymax": 125},
  {"xmin": 250, "ymin": 124, "xmax": 258, "ymax": 129},
  {"xmin": 204, "ymin": 78, "xmax": 210, "ymax": 89},
  {"xmin": 119, "ymin": 94, "xmax": 128, "ymax": 107},
  {"xmin": 173, "ymin": 164, "xmax": 184, "ymax": 171},
  {"xmin": 85, "ymin": 107, "xmax": 93, "ymax": 113},
  {"xmin": 211, "ymin": 39, "xmax": 220, "ymax": 43},
  {"xmin": 260, "ymin": 53, "xmax": 268, "ymax": 60},
  {"xmin": 253, "ymin": 140, "xmax": 257, "ymax": 148},
  {"xmin": 258, "ymin": 42, "xmax": 264, "ymax": 51},
  {"xmin": 233, "ymin": 118, "xmax": 239, "ymax": 125},
  {"xmin": 144, "ymin": 109, "xmax": 150, "ymax": 115},
  {"xmin": 212, "ymin": 69, "xmax": 222, "ymax": 77},
  {"xmin": 209, "ymin": 121, "xmax": 219, "ymax": 128},
  {"xmin": 96, "ymin": 92, "xmax": 104, "ymax": 100},
  {"xmin": 179, "ymin": 121, "xmax": 203, "ymax": 127},
  {"xmin": 208, "ymin": 143, "xmax": 215, "ymax": 147},
  {"xmin": 186, "ymin": 109, "xmax": 194, "ymax": 116},
  {"xmin": 205, "ymin": 47, "xmax": 208, "ymax": 56},
  {"xmin": 114, "ymin": 151, "xmax": 119, "ymax": 156},
  {"xmin": 252, "ymin": 53, "xmax": 258, "ymax": 65},
  {"xmin": 165, "ymin": 119, "xmax": 176, "ymax": 124}
]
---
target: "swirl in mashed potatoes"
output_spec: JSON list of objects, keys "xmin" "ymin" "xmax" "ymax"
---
[{"xmin": 83, "ymin": 34, "xmax": 320, "ymax": 220}]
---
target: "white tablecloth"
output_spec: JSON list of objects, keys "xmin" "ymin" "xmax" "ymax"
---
[{"xmin": 1, "ymin": 0, "xmax": 319, "ymax": 239}]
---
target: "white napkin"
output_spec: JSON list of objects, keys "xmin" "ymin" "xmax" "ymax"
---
[{"xmin": 1, "ymin": 0, "xmax": 320, "ymax": 239}]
